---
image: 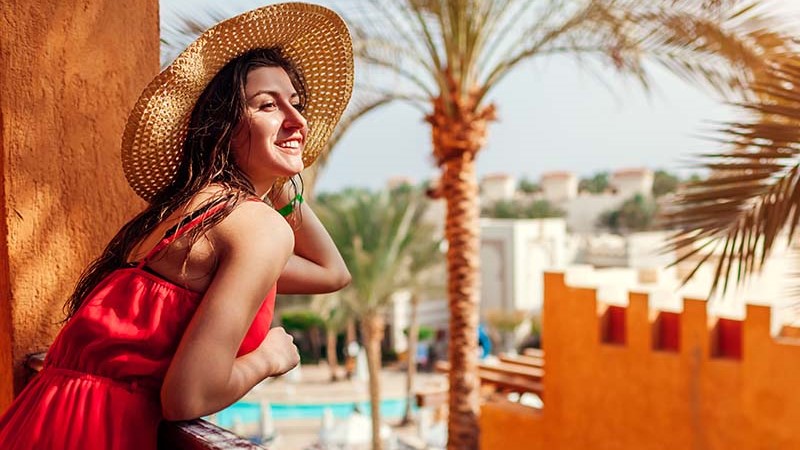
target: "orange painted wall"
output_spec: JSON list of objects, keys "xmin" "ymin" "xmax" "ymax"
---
[
  {"xmin": 0, "ymin": 0, "xmax": 157, "ymax": 410},
  {"xmin": 481, "ymin": 272, "xmax": 800, "ymax": 449}
]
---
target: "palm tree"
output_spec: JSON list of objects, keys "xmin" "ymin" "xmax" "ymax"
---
[
  {"xmin": 311, "ymin": 292, "xmax": 350, "ymax": 381},
  {"xmin": 400, "ymin": 217, "xmax": 445, "ymax": 426},
  {"xmin": 664, "ymin": 55, "xmax": 800, "ymax": 295},
  {"xmin": 341, "ymin": 1, "xmax": 790, "ymax": 447},
  {"xmin": 316, "ymin": 187, "xmax": 442, "ymax": 450}
]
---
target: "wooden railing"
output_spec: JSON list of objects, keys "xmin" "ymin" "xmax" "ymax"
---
[{"xmin": 25, "ymin": 353, "xmax": 264, "ymax": 450}]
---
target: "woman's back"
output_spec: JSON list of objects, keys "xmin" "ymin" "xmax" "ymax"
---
[{"xmin": 0, "ymin": 198, "xmax": 278, "ymax": 450}]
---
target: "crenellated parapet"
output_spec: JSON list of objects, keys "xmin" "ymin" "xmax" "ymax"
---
[
  {"xmin": 544, "ymin": 271, "xmax": 800, "ymax": 361},
  {"xmin": 482, "ymin": 271, "xmax": 800, "ymax": 450}
]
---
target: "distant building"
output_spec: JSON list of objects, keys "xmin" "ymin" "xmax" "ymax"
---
[
  {"xmin": 481, "ymin": 173, "xmax": 517, "ymax": 203},
  {"xmin": 577, "ymin": 231, "xmax": 675, "ymax": 270},
  {"xmin": 540, "ymin": 171, "xmax": 577, "ymax": 202},
  {"xmin": 610, "ymin": 167, "xmax": 654, "ymax": 198},
  {"xmin": 562, "ymin": 193, "xmax": 626, "ymax": 233},
  {"xmin": 480, "ymin": 218, "xmax": 571, "ymax": 315}
]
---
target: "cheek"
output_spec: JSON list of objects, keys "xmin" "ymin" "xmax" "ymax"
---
[
  {"xmin": 253, "ymin": 116, "xmax": 282, "ymax": 137},
  {"xmin": 231, "ymin": 119, "xmax": 250, "ymax": 149}
]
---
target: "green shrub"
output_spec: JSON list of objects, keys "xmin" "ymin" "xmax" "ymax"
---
[{"xmin": 281, "ymin": 310, "xmax": 324, "ymax": 331}]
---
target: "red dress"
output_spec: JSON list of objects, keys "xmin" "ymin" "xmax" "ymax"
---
[{"xmin": 0, "ymin": 204, "xmax": 276, "ymax": 449}]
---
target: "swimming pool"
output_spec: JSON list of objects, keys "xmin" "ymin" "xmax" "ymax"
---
[{"xmin": 212, "ymin": 398, "xmax": 413, "ymax": 426}]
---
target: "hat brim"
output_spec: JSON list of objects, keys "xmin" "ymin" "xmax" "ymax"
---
[{"xmin": 122, "ymin": 2, "xmax": 354, "ymax": 201}]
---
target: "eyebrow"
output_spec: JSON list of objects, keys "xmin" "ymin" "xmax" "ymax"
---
[{"xmin": 246, "ymin": 90, "xmax": 300, "ymax": 101}]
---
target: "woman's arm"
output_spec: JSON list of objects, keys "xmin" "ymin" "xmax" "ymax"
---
[
  {"xmin": 275, "ymin": 193, "xmax": 351, "ymax": 294},
  {"xmin": 160, "ymin": 201, "xmax": 299, "ymax": 421}
]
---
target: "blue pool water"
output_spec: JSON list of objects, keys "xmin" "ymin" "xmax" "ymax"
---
[{"xmin": 213, "ymin": 398, "xmax": 413, "ymax": 426}]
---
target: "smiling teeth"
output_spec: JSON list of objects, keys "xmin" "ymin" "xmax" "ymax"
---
[{"xmin": 278, "ymin": 141, "xmax": 300, "ymax": 149}]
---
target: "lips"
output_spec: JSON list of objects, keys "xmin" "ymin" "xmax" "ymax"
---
[{"xmin": 274, "ymin": 137, "xmax": 304, "ymax": 155}]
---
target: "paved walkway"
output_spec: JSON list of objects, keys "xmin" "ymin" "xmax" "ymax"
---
[{"xmin": 226, "ymin": 363, "xmax": 447, "ymax": 449}]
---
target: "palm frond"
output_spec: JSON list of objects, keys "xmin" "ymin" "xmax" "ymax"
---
[
  {"xmin": 303, "ymin": 92, "xmax": 401, "ymax": 195},
  {"xmin": 482, "ymin": 0, "xmax": 794, "ymax": 103},
  {"xmin": 316, "ymin": 188, "xmax": 443, "ymax": 315},
  {"xmin": 663, "ymin": 59, "xmax": 800, "ymax": 295},
  {"xmin": 160, "ymin": 5, "xmax": 234, "ymax": 67}
]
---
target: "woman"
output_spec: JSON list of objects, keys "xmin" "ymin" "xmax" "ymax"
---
[{"xmin": 0, "ymin": 3, "xmax": 353, "ymax": 449}]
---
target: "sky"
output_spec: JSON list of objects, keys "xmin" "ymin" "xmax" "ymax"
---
[{"xmin": 161, "ymin": 0, "xmax": 800, "ymax": 193}]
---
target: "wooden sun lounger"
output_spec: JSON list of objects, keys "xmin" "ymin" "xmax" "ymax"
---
[
  {"xmin": 479, "ymin": 361, "xmax": 544, "ymax": 381},
  {"xmin": 434, "ymin": 361, "xmax": 543, "ymax": 396},
  {"xmin": 522, "ymin": 348, "xmax": 545, "ymax": 358},
  {"xmin": 498, "ymin": 354, "xmax": 545, "ymax": 369}
]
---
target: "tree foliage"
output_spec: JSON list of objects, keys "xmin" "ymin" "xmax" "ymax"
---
[
  {"xmin": 652, "ymin": 170, "xmax": 681, "ymax": 197},
  {"xmin": 579, "ymin": 172, "xmax": 610, "ymax": 194},
  {"xmin": 316, "ymin": 187, "xmax": 442, "ymax": 316},
  {"xmin": 482, "ymin": 199, "xmax": 565, "ymax": 219},
  {"xmin": 600, "ymin": 194, "xmax": 658, "ymax": 233},
  {"xmin": 280, "ymin": 310, "xmax": 325, "ymax": 332},
  {"xmin": 518, "ymin": 177, "xmax": 540, "ymax": 194}
]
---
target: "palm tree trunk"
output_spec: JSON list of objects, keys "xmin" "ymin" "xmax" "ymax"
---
[
  {"xmin": 326, "ymin": 327, "xmax": 339, "ymax": 382},
  {"xmin": 309, "ymin": 326, "xmax": 322, "ymax": 363},
  {"xmin": 401, "ymin": 293, "xmax": 420, "ymax": 425},
  {"xmin": 345, "ymin": 318, "xmax": 357, "ymax": 380},
  {"xmin": 347, "ymin": 317, "xmax": 357, "ymax": 343},
  {"xmin": 428, "ymin": 83, "xmax": 493, "ymax": 450},
  {"xmin": 361, "ymin": 313, "xmax": 385, "ymax": 450},
  {"xmin": 441, "ymin": 151, "xmax": 481, "ymax": 450}
]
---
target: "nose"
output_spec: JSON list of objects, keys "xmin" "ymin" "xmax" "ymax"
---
[{"xmin": 282, "ymin": 104, "xmax": 307, "ymax": 132}]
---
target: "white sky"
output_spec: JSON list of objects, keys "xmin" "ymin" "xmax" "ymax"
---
[{"xmin": 161, "ymin": 0, "xmax": 800, "ymax": 192}]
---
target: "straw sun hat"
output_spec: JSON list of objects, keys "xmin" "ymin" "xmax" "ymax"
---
[{"xmin": 121, "ymin": 2, "xmax": 354, "ymax": 201}]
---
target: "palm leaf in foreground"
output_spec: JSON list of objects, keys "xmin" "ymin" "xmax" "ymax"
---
[{"xmin": 663, "ymin": 59, "xmax": 800, "ymax": 296}]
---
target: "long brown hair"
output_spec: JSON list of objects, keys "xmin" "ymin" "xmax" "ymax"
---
[{"xmin": 64, "ymin": 47, "xmax": 306, "ymax": 319}]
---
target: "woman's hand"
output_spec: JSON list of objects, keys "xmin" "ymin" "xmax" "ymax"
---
[
  {"xmin": 273, "ymin": 189, "xmax": 351, "ymax": 294},
  {"xmin": 256, "ymin": 327, "xmax": 300, "ymax": 377}
]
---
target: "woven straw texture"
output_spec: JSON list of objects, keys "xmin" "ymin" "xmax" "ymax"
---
[{"xmin": 121, "ymin": 2, "xmax": 354, "ymax": 201}]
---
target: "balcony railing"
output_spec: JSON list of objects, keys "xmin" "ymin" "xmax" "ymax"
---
[{"xmin": 25, "ymin": 353, "xmax": 264, "ymax": 449}]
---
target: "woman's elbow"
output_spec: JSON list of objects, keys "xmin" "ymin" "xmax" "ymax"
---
[
  {"xmin": 161, "ymin": 402, "xmax": 196, "ymax": 422},
  {"xmin": 161, "ymin": 389, "xmax": 203, "ymax": 421},
  {"xmin": 323, "ymin": 266, "xmax": 351, "ymax": 292},
  {"xmin": 335, "ymin": 269, "xmax": 352, "ymax": 290}
]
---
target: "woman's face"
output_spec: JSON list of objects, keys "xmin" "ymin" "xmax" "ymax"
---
[{"xmin": 231, "ymin": 66, "xmax": 307, "ymax": 194}]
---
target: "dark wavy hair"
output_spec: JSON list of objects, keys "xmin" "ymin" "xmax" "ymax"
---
[{"xmin": 64, "ymin": 47, "xmax": 306, "ymax": 319}]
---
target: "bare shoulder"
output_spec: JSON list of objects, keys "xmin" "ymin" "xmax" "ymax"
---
[{"xmin": 208, "ymin": 200, "xmax": 294, "ymax": 260}]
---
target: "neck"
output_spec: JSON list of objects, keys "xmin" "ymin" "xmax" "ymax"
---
[{"xmin": 252, "ymin": 177, "xmax": 278, "ymax": 198}]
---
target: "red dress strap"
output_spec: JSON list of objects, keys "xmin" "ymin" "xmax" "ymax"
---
[
  {"xmin": 135, "ymin": 196, "xmax": 266, "ymax": 269},
  {"xmin": 136, "ymin": 199, "xmax": 228, "ymax": 269}
]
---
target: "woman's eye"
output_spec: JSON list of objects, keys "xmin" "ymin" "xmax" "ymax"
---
[
  {"xmin": 292, "ymin": 103, "xmax": 304, "ymax": 112},
  {"xmin": 260, "ymin": 102, "xmax": 277, "ymax": 110}
]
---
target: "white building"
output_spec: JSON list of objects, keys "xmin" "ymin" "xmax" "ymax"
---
[
  {"xmin": 480, "ymin": 173, "xmax": 516, "ymax": 203},
  {"xmin": 386, "ymin": 217, "xmax": 573, "ymax": 353},
  {"xmin": 562, "ymin": 192, "xmax": 627, "ymax": 233},
  {"xmin": 577, "ymin": 230, "xmax": 675, "ymax": 270},
  {"xmin": 479, "ymin": 218, "xmax": 571, "ymax": 315},
  {"xmin": 610, "ymin": 167, "xmax": 654, "ymax": 198},
  {"xmin": 540, "ymin": 171, "xmax": 578, "ymax": 202},
  {"xmin": 563, "ymin": 246, "xmax": 796, "ymax": 335}
]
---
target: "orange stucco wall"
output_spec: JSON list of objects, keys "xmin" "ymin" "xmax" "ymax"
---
[
  {"xmin": 0, "ymin": 0, "xmax": 157, "ymax": 410},
  {"xmin": 481, "ymin": 272, "xmax": 800, "ymax": 449}
]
